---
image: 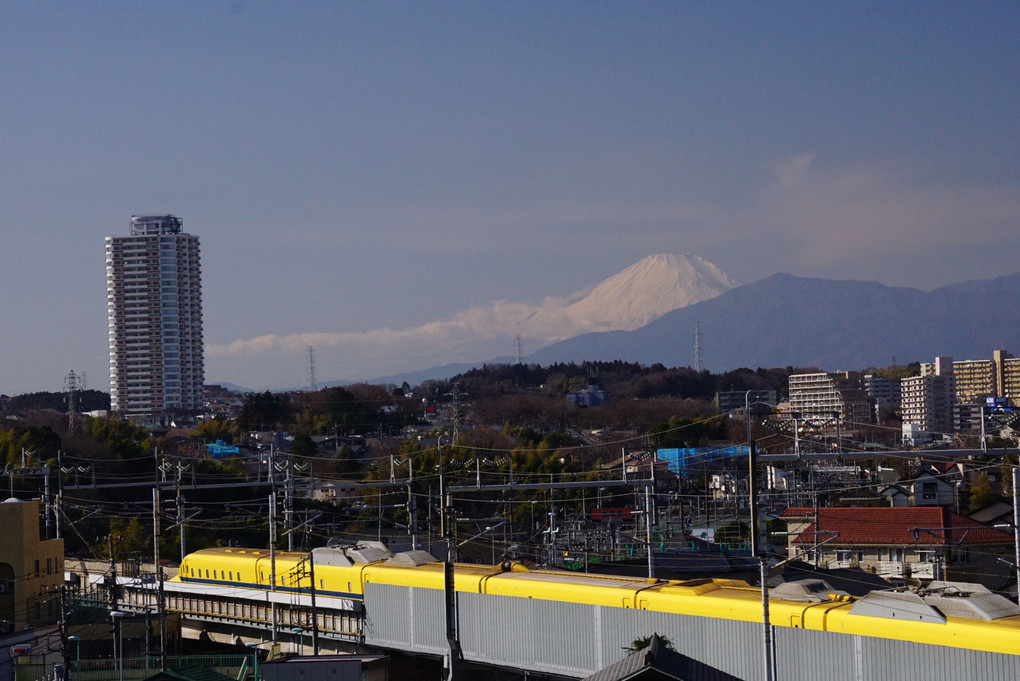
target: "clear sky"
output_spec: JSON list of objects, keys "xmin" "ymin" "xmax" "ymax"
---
[{"xmin": 2, "ymin": 2, "xmax": 1018, "ymax": 394}]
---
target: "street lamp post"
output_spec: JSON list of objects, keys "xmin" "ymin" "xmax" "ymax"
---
[{"xmin": 67, "ymin": 634, "xmax": 80, "ymax": 661}]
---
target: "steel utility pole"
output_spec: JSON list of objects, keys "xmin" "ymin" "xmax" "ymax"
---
[
  {"xmin": 1014, "ymin": 467, "xmax": 1020, "ymax": 606},
  {"xmin": 153, "ymin": 488, "xmax": 166, "ymax": 669},
  {"xmin": 746, "ymin": 390, "xmax": 774, "ymax": 681},
  {"xmin": 269, "ymin": 493, "xmax": 278, "ymax": 643}
]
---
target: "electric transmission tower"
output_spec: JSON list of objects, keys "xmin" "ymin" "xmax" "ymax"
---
[
  {"xmin": 513, "ymin": 334, "xmax": 524, "ymax": 365},
  {"xmin": 694, "ymin": 322, "xmax": 705, "ymax": 372},
  {"xmin": 64, "ymin": 370, "xmax": 81, "ymax": 434},
  {"xmin": 450, "ymin": 382, "xmax": 467, "ymax": 437},
  {"xmin": 307, "ymin": 346, "xmax": 317, "ymax": 392}
]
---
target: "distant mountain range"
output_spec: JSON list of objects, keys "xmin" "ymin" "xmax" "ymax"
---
[{"xmin": 526, "ymin": 272, "xmax": 1020, "ymax": 371}]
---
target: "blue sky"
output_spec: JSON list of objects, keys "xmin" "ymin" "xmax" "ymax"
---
[{"xmin": 2, "ymin": 2, "xmax": 1018, "ymax": 393}]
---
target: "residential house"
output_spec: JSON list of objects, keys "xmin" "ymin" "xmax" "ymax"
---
[
  {"xmin": 910, "ymin": 471, "xmax": 956, "ymax": 507},
  {"xmin": 780, "ymin": 506, "xmax": 1014, "ymax": 590},
  {"xmin": 877, "ymin": 484, "xmax": 911, "ymax": 508},
  {"xmin": 311, "ymin": 480, "xmax": 364, "ymax": 505}
]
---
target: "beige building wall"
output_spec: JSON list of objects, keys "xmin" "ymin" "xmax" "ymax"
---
[
  {"xmin": 0, "ymin": 499, "xmax": 64, "ymax": 633},
  {"xmin": 952, "ymin": 359, "xmax": 995, "ymax": 403},
  {"xmin": 1001, "ymin": 357, "xmax": 1020, "ymax": 400}
]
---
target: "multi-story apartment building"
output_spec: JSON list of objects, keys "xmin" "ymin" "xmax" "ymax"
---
[
  {"xmin": 863, "ymin": 374, "xmax": 901, "ymax": 406},
  {"xmin": 106, "ymin": 215, "xmax": 204, "ymax": 416},
  {"xmin": 787, "ymin": 372, "xmax": 871, "ymax": 426},
  {"xmin": 714, "ymin": 389, "xmax": 778, "ymax": 415},
  {"xmin": 920, "ymin": 350, "xmax": 1018, "ymax": 404},
  {"xmin": 902, "ymin": 357, "xmax": 955, "ymax": 443},
  {"xmin": 996, "ymin": 352, "xmax": 1020, "ymax": 403},
  {"xmin": 950, "ymin": 358, "xmax": 996, "ymax": 403}
]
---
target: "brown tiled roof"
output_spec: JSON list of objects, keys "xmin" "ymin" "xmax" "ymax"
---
[{"xmin": 780, "ymin": 506, "xmax": 1011, "ymax": 546}]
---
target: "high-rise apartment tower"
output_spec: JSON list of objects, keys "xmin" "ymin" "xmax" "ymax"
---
[{"xmin": 106, "ymin": 215, "xmax": 204, "ymax": 415}]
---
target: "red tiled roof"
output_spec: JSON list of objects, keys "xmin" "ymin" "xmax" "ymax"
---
[{"xmin": 780, "ymin": 506, "xmax": 1011, "ymax": 546}]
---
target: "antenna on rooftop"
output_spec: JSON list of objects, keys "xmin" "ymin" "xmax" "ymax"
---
[
  {"xmin": 694, "ymin": 322, "xmax": 705, "ymax": 372},
  {"xmin": 307, "ymin": 346, "xmax": 317, "ymax": 392}
]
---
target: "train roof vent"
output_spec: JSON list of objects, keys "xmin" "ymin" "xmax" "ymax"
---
[
  {"xmin": 347, "ymin": 546, "xmax": 393, "ymax": 564},
  {"xmin": 310, "ymin": 547, "xmax": 354, "ymax": 568},
  {"xmin": 385, "ymin": 551, "xmax": 438, "ymax": 567},
  {"xmin": 848, "ymin": 590, "xmax": 946, "ymax": 624},
  {"xmin": 920, "ymin": 582, "xmax": 1020, "ymax": 621},
  {"xmin": 772, "ymin": 579, "xmax": 849, "ymax": 602},
  {"xmin": 355, "ymin": 541, "xmax": 391, "ymax": 553}
]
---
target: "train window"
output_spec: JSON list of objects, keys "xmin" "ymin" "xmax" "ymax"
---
[
  {"xmin": 229, "ymin": 571, "xmax": 233, "ymax": 580},
  {"xmin": 206, "ymin": 570, "xmax": 209, "ymax": 578},
  {"xmin": 320, "ymin": 579, "xmax": 324, "ymax": 589},
  {"xmin": 190, "ymin": 568, "xmax": 194, "ymax": 577},
  {"xmin": 214, "ymin": 571, "xmax": 218, "ymax": 579}
]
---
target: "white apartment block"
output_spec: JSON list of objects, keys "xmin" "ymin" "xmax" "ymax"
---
[
  {"xmin": 787, "ymin": 372, "xmax": 872, "ymax": 426},
  {"xmin": 901, "ymin": 357, "xmax": 955, "ymax": 440},
  {"xmin": 106, "ymin": 215, "xmax": 204, "ymax": 415}
]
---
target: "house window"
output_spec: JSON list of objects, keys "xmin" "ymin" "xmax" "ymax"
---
[
  {"xmin": 949, "ymin": 547, "xmax": 970, "ymax": 563},
  {"xmin": 881, "ymin": 547, "xmax": 904, "ymax": 562},
  {"xmin": 34, "ymin": 560, "xmax": 39, "ymax": 577},
  {"xmin": 922, "ymin": 482, "xmax": 938, "ymax": 500},
  {"xmin": 917, "ymin": 550, "xmax": 935, "ymax": 563},
  {"xmin": 837, "ymin": 550, "xmax": 863, "ymax": 563}
]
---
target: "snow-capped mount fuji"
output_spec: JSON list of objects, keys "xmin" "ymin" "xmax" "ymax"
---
[
  {"xmin": 561, "ymin": 253, "xmax": 740, "ymax": 333},
  {"xmin": 209, "ymin": 252, "xmax": 741, "ymax": 389}
]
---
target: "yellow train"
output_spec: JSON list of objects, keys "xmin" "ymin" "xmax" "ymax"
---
[{"xmin": 174, "ymin": 544, "xmax": 1020, "ymax": 657}]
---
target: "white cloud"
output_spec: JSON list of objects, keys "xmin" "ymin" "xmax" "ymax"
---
[{"xmin": 770, "ymin": 153, "xmax": 815, "ymax": 188}]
